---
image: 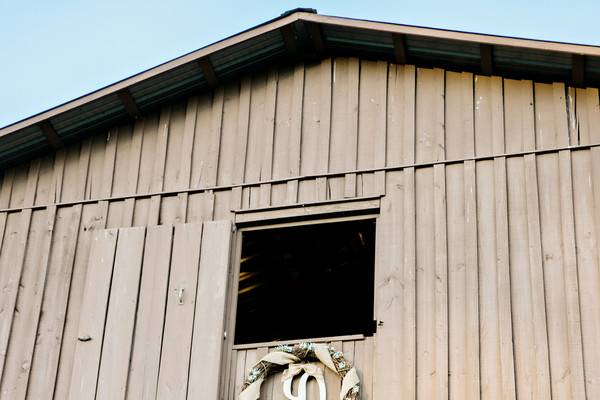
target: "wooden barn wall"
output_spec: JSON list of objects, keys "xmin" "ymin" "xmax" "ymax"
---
[{"xmin": 0, "ymin": 56, "xmax": 599, "ymax": 399}]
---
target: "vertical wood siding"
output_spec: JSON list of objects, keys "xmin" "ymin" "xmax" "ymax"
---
[{"xmin": 0, "ymin": 57, "xmax": 599, "ymax": 399}]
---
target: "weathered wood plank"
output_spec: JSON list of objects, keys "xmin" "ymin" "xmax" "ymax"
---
[
  {"xmin": 245, "ymin": 72, "xmax": 268, "ymax": 208},
  {"xmin": 0, "ymin": 208, "xmax": 55, "ymax": 399},
  {"xmin": 67, "ymin": 228, "xmax": 118, "ymax": 400},
  {"xmin": 110, "ymin": 124, "xmax": 133, "ymax": 197},
  {"xmin": 558, "ymin": 150, "xmax": 586, "ymax": 399},
  {"xmin": 84, "ymin": 135, "xmax": 105, "ymax": 200},
  {"xmin": 126, "ymin": 225, "xmax": 172, "ymax": 400},
  {"xmin": 477, "ymin": 158, "xmax": 516, "ymax": 399},
  {"xmin": 156, "ymin": 223, "xmax": 203, "ymax": 400},
  {"xmin": 433, "ymin": 164, "xmax": 448, "ymax": 400},
  {"xmin": 177, "ymin": 97, "xmax": 198, "ymax": 190},
  {"xmin": 538, "ymin": 152, "xmax": 586, "ymax": 399},
  {"xmin": 233, "ymin": 77, "xmax": 251, "ymax": 188},
  {"xmin": 95, "ymin": 227, "xmax": 145, "ymax": 399},
  {"xmin": 447, "ymin": 161, "xmax": 479, "ymax": 399},
  {"xmin": 188, "ymin": 221, "xmax": 232, "ymax": 399},
  {"xmin": 204, "ymin": 88, "xmax": 225, "ymax": 188},
  {"xmin": 150, "ymin": 108, "xmax": 171, "ymax": 193},
  {"xmin": 53, "ymin": 202, "xmax": 108, "ymax": 399},
  {"xmin": 0, "ymin": 169, "xmax": 14, "ymax": 209},
  {"xmin": 34, "ymin": 155, "xmax": 56, "ymax": 206},
  {"xmin": 76, "ymin": 138, "xmax": 92, "ymax": 200},
  {"xmin": 163, "ymin": 102, "xmax": 187, "ymax": 192},
  {"xmin": 504, "ymin": 79, "xmax": 535, "ymax": 152},
  {"xmin": 534, "ymin": 82, "xmax": 569, "ymax": 149},
  {"xmin": 233, "ymin": 349, "xmax": 247, "ymax": 399},
  {"xmin": 416, "ymin": 165, "xmax": 448, "ymax": 399},
  {"xmin": 445, "ymin": 71, "xmax": 474, "ymax": 159},
  {"xmin": 258, "ymin": 70, "xmax": 278, "ymax": 207},
  {"xmin": 416, "ymin": 68, "xmax": 445, "ymax": 163},
  {"xmin": 298, "ymin": 61, "xmax": 322, "ymax": 203},
  {"xmin": 506, "ymin": 155, "xmax": 551, "ymax": 399},
  {"xmin": 474, "ymin": 75, "xmax": 504, "ymax": 156},
  {"xmin": 575, "ymin": 88, "xmax": 600, "ymax": 145},
  {"xmin": 357, "ymin": 60, "xmax": 387, "ymax": 196},
  {"xmin": 0, "ymin": 209, "xmax": 33, "ymax": 381},
  {"xmin": 315, "ymin": 59, "xmax": 332, "ymax": 201},
  {"xmin": 387, "ymin": 64, "xmax": 416, "ymax": 166},
  {"xmin": 572, "ymin": 149, "xmax": 600, "ymax": 398},
  {"xmin": 26, "ymin": 205, "xmax": 82, "ymax": 400},
  {"xmin": 57, "ymin": 145, "xmax": 81, "ymax": 203},
  {"xmin": 373, "ymin": 170, "xmax": 411, "ymax": 398},
  {"xmin": 216, "ymin": 83, "xmax": 241, "ymax": 187},
  {"xmin": 101, "ymin": 128, "xmax": 118, "ymax": 198}
]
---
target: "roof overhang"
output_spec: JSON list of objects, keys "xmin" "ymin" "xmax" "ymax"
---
[{"xmin": 2, "ymin": 9, "xmax": 600, "ymax": 169}]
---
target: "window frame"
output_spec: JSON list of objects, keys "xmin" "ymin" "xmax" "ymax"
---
[{"xmin": 220, "ymin": 197, "xmax": 382, "ymax": 394}]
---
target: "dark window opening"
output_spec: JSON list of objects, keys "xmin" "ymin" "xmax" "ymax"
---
[{"xmin": 234, "ymin": 219, "xmax": 376, "ymax": 345}]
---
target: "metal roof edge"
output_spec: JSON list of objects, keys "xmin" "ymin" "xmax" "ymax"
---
[
  {"xmin": 305, "ymin": 13, "xmax": 600, "ymax": 54},
  {"xmin": 3, "ymin": 10, "xmax": 600, "ymax": 138},
  {"xmin": 0, "ymin": 11, "xmax": 302, "ymax": 136}
]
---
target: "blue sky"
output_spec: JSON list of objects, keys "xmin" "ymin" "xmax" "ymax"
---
[{"xmin": 1, "ymin": 0, "xmax": 599, "ymax": 128}]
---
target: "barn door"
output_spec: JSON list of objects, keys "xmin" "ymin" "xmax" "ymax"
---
[{"xmin": 68, "ymin": 221, "xmax": 232, "ymax": 400}]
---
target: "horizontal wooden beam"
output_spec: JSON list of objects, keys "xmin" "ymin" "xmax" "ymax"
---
[
  {"xmin": 198, "ymin": 57, "xmax": 218, "ymax": 89},
  {"xmin": 480, "ymin": 44, "xmax": 494, "ymax": 76},
  {"xmin": 3, "ymin": 141, "xmax": 600, "ymax": 214},
  {"xmin": 38, "ymin": 121, "xmax": 63, "ymax": 149},
  {"xmin": 234, "ymin": 196, "xmax": 380, "ymax": 224},
  {"xmin": 572, "ymin": 54, "xmax": 586, "ymax": 87},
  {"xmin": 392, "ymin": 33, "xmax": 408, "ymax": 64},
  {"xmin": 116, "ymin": 89, "xmax": 140, "ymax": 119}
]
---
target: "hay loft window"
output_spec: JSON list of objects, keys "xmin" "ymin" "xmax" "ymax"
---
[{"xmin": 235, "ymin": 219, "xmax": 376, "ymax": 345}]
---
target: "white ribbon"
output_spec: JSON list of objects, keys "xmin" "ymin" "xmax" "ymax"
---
[{"xmin": 282, "ymin": 363, "xmax": 326, "ymax": 400}]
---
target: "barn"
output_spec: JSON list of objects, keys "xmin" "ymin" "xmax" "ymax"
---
[{"xmin": 1, "ymin": 8, "xmax": 600, "ymax": 400}]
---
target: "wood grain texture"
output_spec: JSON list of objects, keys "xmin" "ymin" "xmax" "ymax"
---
[
  {"xmin": 67, "ymin": 228, "xmax": 118, "ymax": 400},
  {"xmin": 53, "ymin": 202, "xmax": 108, "ymax": 399},
  {"xmin": 156, "ymin": 223, "xmax": 203, "ymax": 400},
  {"xmin": 26, "ymin": 205, "xmax": 82, "ymax": 400},
  {"xmin": 95, "ymin": 227, "xmax": 145, "ymax": 400},
  {"xmin": 0, "ymin": 208, "xmax": 55, "ymax": 400},
  {"xmin": 126, "ymin": 225, "xmax": 172, "ymax": 400},
  {"xmin": 188, "ymin": 221, "xmax": 232, "ymax": 400},
  {"xmin": 573, "ymin": 149, "xmax": 600, "ymax": 398}
]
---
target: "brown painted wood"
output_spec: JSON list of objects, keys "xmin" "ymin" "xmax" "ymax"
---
[
  {"xmin": 38, "ymin": 121, "xmax": 63, "ymax": 149},
  {"xmin": 480, "ymin": 44, "xmax": 494, "ymax": 76},
  {"xmin": 572, "ymin": 54, "xmax": 585, "ymax": 87},
  {"xmin": 198, "ymin": 57, "xmax": 219, "ymax": 89},
  {"xmin": 117, "ymin": 89, "xmax": 140, "ymax": 119},
  {"xmin": 392, "ymin": 34, "xmax": 408, "ymax": 64}
]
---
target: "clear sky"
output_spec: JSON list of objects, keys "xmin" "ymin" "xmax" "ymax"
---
[{"xmin": 1, "ymin": 0, "xmax": 599, "ymax": 128}]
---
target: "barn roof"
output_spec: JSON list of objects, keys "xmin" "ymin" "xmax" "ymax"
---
[{"xmin": 2, "ymin": 8, "xmax": 600, "ymax": 169}]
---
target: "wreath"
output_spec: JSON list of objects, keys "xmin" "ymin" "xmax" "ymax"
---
[{"xmin": 239, "ymin": 342, "xmax": 360, "ymax": 400}]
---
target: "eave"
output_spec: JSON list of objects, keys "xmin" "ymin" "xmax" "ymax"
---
[{"xmin": 2, "ymin": 8, "xmax": 600, "ymax": 169}]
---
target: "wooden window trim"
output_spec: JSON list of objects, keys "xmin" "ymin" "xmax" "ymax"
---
[{"xmin": 232, "ymin": 195, "xmax": 381, "ymax": 225}]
